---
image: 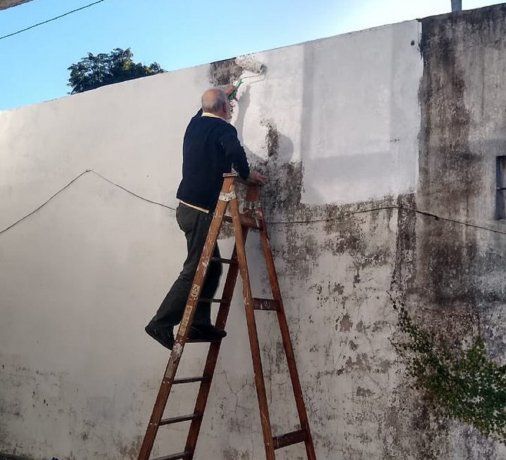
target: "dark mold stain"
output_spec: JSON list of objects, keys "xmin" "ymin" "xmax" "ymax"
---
[
  {"xmin": 339, "ymin": 314, "xmax": 353, "ymax": 332},
  {"xmin": 223, "ymin": 447, "xmax": 251, "ymax": 460},
  {"xmin": 260, "ymin": 120, "xmax": 279, "ymax": 157},
  {"xmin": 416, "ymin": 6, "xmax": 506, "ymax": 322},
  {"xmin": 208, "ymin": 58, "xmax": 243, "ymax": 87},
  {"xmin": 384, "ymin": 6, "xmax": 506, "ymax": 458},
  {"xmin": 248, "ymin": 145, "xmax": 396, "ymax": 281},
  {"xmin": 390, "ymin": 194, "xmax": 417, "ymax": 297},
  {"xmin": 116, "ymin": 436, "xmax": 142, "ymax": 459},
  {"xmin": 356, "ymin": 387, "xmax": 374, "ymax": 397}
]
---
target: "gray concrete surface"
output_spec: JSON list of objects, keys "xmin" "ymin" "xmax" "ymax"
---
[{"xmin": 0, "ymin": 4, "xmax": 504, "ymax": 460}]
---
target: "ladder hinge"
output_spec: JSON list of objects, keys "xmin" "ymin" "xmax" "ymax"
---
[{"xmin": 219, "ymin": 191, "xmax": 236, "ymax": 202}]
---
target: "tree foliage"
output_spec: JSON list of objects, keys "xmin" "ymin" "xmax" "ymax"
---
[{"xmin": 67, "ymin": 48, "xmax": 165, "ymax": 94}]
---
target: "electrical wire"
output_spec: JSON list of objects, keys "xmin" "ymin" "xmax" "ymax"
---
[
  {"xmin": 267, "ymin": 207, "xmax": 506, "ymax": 235},
  {"xmin": 0, "ymin": 169, "xmax": 174, "ymax": 236},
  {"xmin": 0, "ymin": 0, "xmax": 105, "ymax": 41},
  {"xmin": 90, "ymin": 170, "xmax": 176, "ymax": 211},
  {"xmin": 0, "ymin": 170, "xmax": 90, "ymax": 235},
  {"xmin": 1, "ymin": 169, "xmax": 506, "ymax": 237}
]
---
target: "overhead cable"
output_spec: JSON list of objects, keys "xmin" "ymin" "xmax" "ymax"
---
[
  {"xmin": 1, "ymin": 169, "xmax": 506, "ymax": 237},
  {"xmin": 0, "ymin": 0, "xmax": 105, "ymax": 41}
]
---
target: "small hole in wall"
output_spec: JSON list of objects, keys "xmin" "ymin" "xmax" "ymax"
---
[
  {"xmin": 410, "ymin": 40, "xmax": 415, "ymax": 46},
  {"xmin": 496, "ymin": 156, "xmax": 506, "ymax": 220}
]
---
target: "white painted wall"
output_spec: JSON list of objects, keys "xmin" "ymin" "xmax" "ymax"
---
[
  {"xmin": 300, "ymin": 21, "xmax": 422, "ymax": 205},
  {"xmin": 0, "ymin": 20, "xmax": 422, "ymax": 460}
]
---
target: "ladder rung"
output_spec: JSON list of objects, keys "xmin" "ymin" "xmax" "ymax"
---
[
  {"xmin": 187, "ymin": 337, "xmax": 222, "ymax": 343},
  {"xmin": 152, "ymin": 452, "xmax": 190, "ymax": 460},
  {"xmin": 223, "ymin": 214, "xmax": 261, "ymax": 229},
  {"xmin": 253, "ymin": 298, "xmax": 279, "ymax": 311},
  {"xmin": 211, "ymin": 256, "xmax": 236, "ymax": 264},
  {"xmin": 173, "ymin": 376, "xmax": 207, "ymax": 384},
  {"xmin": 199, "ymin": 298, "xmax": 229, "ymax": 304},
  {"xmin": 159, "ymin": 413, "xmax": 201, "ymax": 426},
  {"xmin": 273, "ymin": 429, "xmax": 307, "ymax": 449}
]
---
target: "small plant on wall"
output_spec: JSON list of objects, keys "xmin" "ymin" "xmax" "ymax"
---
[{"xmin": 390, "ymin": 295, "xmax": 506, "ymax": 442}]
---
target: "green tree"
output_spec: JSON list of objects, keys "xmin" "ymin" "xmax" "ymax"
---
[{"xmin": 67, "ymin": 48, "xmax": 165, "ymax": 94}]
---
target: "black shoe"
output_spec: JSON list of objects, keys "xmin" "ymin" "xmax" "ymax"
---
[
  {"xmin": 188, "ymin": 324, "xmax": 227, "ymax": 342},
  {"xmin": 145, "ymin": 324, "xmax": 174, "ymax": 350}
]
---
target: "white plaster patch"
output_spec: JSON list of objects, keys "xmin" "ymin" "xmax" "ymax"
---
[{"xmin": 300, "ymin": 21, "xmax": 423, "ymax": 205}]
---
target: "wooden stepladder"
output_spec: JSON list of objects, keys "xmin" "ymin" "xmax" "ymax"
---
[{"xmin": 138, "ymin": 174, "xmax": 316, "ymax": 460}]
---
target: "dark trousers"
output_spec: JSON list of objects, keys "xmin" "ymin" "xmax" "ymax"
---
[{"xmin": 148, "ymin": 203, "xmax": 222, "ymax": 330}]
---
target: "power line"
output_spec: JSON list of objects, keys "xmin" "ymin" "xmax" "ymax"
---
[
  {"xmin": 0, "ymin": 0, "xmax": 105, "ymax": 41},
  {"xmin": 2, "ymin": 169, "xmax": 506, "ymax": 237},
  {"xmin": 0, "ymin": 170, "xmax": 91, "ymax": 236},
  {"xmin": 0, "ymin": 169, "xmax": 175, "ymax": 236}
]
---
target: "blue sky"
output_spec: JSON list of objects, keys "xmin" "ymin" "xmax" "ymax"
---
[{"xmin": 0, "ymin": 0, "xmax": 500, "ymax": 110}]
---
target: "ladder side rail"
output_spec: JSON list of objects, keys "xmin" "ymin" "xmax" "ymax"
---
[
  {"xmin": 138, "ymin": 177, "xmax": 234, "ymax": 460},
  {"xmin": 229, "ymin": 196, "xmax": 276, "ymax": 460},
  {"xmin": 256, "ymin": 208, "xmax": 317, "ymax": 460},
  {"xmin": 185, "ymin": 230, "xmax": 248, "ymax": 458}
]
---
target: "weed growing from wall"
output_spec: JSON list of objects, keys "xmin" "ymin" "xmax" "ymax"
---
[{"xmin": 391, "ymin": 297, "xmax": 506, "ymax": 442}]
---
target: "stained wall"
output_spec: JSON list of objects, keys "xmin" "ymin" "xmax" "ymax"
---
[{"xmin": 0, "ymin": 6, "xmax": 504, "ymax": 460}]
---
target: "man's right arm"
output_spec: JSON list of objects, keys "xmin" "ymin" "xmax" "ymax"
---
[
  {"xmin": 219, "ymin": 125, "xmax": 267, "ymax": 184},
  {"xmin": 219, "ymin": 126, "xmax": 250, "ymax": 180}
]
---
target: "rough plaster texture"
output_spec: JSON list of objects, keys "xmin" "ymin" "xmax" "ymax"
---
[
  {"xmin": 398, "ymin": 6, "xmax": 506, "ymax": 458},
  {"xmin": 0, "ymin": 6, "xmax": 505, "ymax": 460}
]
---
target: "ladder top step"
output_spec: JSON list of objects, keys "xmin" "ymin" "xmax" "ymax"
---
[
  {"xmin": 152, "ymin": 452, "xmax": 190, "ymax": 460},
  {"xmin": 159, "ymin": 413, "xmax": 201, "ymax": 426},
  {"xmin": 273, "ymin": 429, "xmax": 307, "ymax": 450},
  {"xmin": 252, "ymin": 298, "xmax": 279, "ymax": 311}
]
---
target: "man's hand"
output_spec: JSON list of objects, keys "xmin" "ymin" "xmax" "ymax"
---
[
  {"xmin": 224, "ymin": 83, "xmax": 244, "ymax": 101},
  {"xmin": 223, "ymin": 84, "xmax": 237, "ymax": 98},
  {"xmin": 248, "ymin": 170, "xmax": 267, "ymax": 184}
]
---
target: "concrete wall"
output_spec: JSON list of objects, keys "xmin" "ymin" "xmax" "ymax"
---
[
  {"xmin": 402, "ymin": 6, "xmax": 506, "ymax": 457},
  {"xmin": 0, "ymin": 5, "xmax": 504, "ymax": 460}
]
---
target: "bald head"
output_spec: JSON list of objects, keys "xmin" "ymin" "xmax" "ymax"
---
[{"xmin": 201, "ymin": 88, "xmax": 229, "ymax": 117}]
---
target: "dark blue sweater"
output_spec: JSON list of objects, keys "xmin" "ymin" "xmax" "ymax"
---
[{"xmin": 176, "ymin": 109, "xmax": 250, "ymax": 210}]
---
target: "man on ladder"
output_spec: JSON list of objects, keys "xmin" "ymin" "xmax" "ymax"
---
[
  {"xmin": 145, "ymin": 85, "xmax": 267, "ymax": 350},
  {"xmin": 139, "ymin": 86, "xmax": 316, "ymax": 459}
]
